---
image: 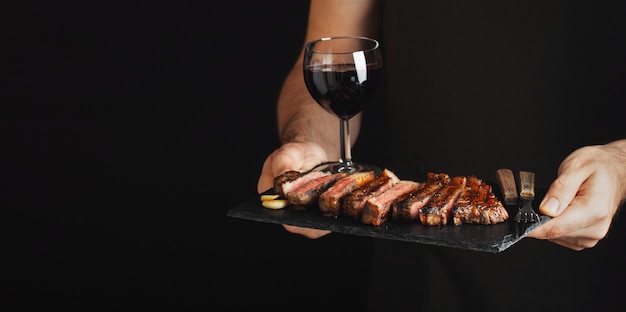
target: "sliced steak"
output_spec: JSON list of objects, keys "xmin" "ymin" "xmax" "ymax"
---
[
  {"xmin": 273, "ymin": 170, "xmax": 330, "ymax": 198},
  {"xmin": 286, "ymin": 172, "xmax": 349, "ymax": 209},
  {"xmin": 342, "ymin": 169, "xmax": 400, "ymax": 220},
  {"xmin": 391, "ymin": 173, "xmax": 450, "ymax": 222},
  {"xmin": 420, "ymin": 176, "xmax": 467, "ymax": 226},
  {"xmin": 318, "ymin": 171, "xmax": 377, "ymax": 217},
  {"xmin": 452, "ymin": 176, "xmax": 509, "ymax": 225},
  {"xmin": 361, "ymin": 180, "xmax": 421, "ymax": 226}
]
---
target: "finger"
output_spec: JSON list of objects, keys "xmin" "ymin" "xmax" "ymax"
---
[
  {"xmin": 528, "ymin": 199, "xmax": 596, "ymax": 240},
  {"xmin": 282, "ymin": 224, "xmax": 331, "ymax": 239},
  {"xmin": 270, "ymin": 148, "xmax": 303, "ymax": 177},
  {"xmin": 257, "ymin": 144, "xmax": 311, "ymax": 194},
  {"xmin": 284, "ymin": 141, "xmax": 329, "ymax": 172},
  {"xmin": 539, "ymin": 169, "xmax": 590, "ymax": 216},
  {"xmin": 529, "ymin": 203, "xmax": 609, "ymax": 249},
  {"xmin": 528, "ymin": 217, "xmax": 602, "ymax": 246}
]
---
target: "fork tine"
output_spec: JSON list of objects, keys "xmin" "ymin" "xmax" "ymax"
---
[{"xmin": 516, "ymin": 171, "xmax": 539, "ymax": 223}]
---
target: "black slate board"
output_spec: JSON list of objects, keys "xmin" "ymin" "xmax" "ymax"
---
[{"xmin": 227, "ymin": 191, "xmax": 551, "ymax": 253}]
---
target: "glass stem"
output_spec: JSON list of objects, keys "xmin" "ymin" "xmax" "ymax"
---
[{"xmin": 339, "ymin": 119, "xmax": 353, "ymax": 171}]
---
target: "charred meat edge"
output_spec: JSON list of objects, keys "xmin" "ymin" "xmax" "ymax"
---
[
  {"xmin": 391, "ymin": 173, "xmax": 450, "ymax": 222},
  {"xmin": 420, "ymin": 176, "xmax": 467, "ymax": 226},
  {"xmin": 452, "ymin": 176, "xmax": 509, "ymax": 225}
]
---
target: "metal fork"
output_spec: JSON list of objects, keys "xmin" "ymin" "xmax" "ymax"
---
[{"xmin": 515, "ymin": 171, "xmax": 540, "ymax": 223}]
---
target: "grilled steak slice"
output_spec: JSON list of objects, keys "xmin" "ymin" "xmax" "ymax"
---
[
  {"xmin": 452, "ymin": 176, "xmax": 509, "ymax": 225},
  {"xmin": 391, "ymin": 173, "xmax": 450, "ymax": 222},
  {"xmin": 273, "ymin": 170, "xmax": 303, "ymax": 196},
  {"xmin": 273, "ymin": 170, "xmax": 330, "ymax": 198},
  {"xmin": 420, "ymin": 176, "xmax": 467, "ymax": 226},
  {"xmin": 342, "ymin": 169, "xmax": 400, "ymax": 220},
  {"xmin": 362, "ymin": 180, "xmax": 421, "ymax": 226},
  {"xmin": 318, "ymin": 171, "xmax": 376, "ymax": 217},
  {"xmin": 286, "ymin": 172, "xmax": 349, "ymax": 208}
]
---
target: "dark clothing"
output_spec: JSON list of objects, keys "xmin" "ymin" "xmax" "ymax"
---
[
  {"xmin": 362, "ymin": 0, "xmax": 626, "ymax": 186},
  {"xmin": 363, "ymin": 1, "xmax": 626, "ymax": 311}
]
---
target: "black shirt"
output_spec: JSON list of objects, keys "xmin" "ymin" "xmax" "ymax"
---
[
  {"xmin": 359, "ymin": 0, "xmax": 625, "ymax": 187},
  {"xmin": 363, "ymin": 1, "xmax": 626, "ymax": 311}
]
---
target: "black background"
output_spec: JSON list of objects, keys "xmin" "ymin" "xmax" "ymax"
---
[{"xmin": 4, "ymin": 1, "xmax": 374, "ymax": 310}]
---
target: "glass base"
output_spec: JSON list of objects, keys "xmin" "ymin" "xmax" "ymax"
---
[{"xmin": 312, "ymin": 161, "xmax": 382, "ymax": 175}]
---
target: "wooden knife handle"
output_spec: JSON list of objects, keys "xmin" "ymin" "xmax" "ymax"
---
[
  {"xmin": 496, "ymin": 168, "xmax": 518, "ymax": 205},
  {"xmin": 519, "ymin": 171, "xmax": 535, "ymax": 199}
]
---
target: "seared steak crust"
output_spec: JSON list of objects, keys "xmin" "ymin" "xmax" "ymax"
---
[
  {"xmin": 420, "ymin": 176, "xmax": 467, "ymax": 226},
  {"xmin": 391, "ymin": 173, "xmax": 449, "ymax": 222},
  {"xmin": 452, "ymin": 176, "xmax": 509, "ymax": 225}
]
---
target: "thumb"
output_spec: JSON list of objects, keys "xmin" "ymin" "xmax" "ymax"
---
[{"xmin": 539, "ymin": 173, "xmax": 585, "ymax": 217}]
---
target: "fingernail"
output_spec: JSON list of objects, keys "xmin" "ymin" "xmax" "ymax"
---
[{"xmin": 540, "ymin": 197, "xmax": 560, "ymax": 216}]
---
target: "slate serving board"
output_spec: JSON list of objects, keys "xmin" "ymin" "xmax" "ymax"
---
[{"xmin": 227, "ymin": 188, "xmax": 551, "ymax": 253}]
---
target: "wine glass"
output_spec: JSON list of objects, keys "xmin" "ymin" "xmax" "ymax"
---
[{"xmin": 303, "ymin": 36, "xmax": 383, "ymax": 174}]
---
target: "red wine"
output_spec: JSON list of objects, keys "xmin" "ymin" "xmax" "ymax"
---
[{"xmin": 304, "ymin": 64, "xmax": 381, "ymax": 119}]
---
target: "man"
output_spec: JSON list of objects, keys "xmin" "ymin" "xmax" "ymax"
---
[{"xmin": 258, "ymin": 1, "xmax": 626, "ymax": 310}]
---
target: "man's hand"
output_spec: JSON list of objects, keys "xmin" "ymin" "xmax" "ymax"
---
[
  {"xmin": 528, "ymin": 141, "xmax": 626, "ymax": 250},
  {"xmin": 257, "ymin": 141, "xmax": 333, "ymax": 239}
]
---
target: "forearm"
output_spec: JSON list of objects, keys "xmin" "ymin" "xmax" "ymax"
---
[
  {"xmin": 277, "ymin": 61, "xmax": 362, "ymax": 161},
  {"xmin": 605, "ymin": 139, "xmax": 626, "ymax": 201},
  {"xmin": 276, "ymin": 0, "xmax": 380, "ymax": 161}
]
